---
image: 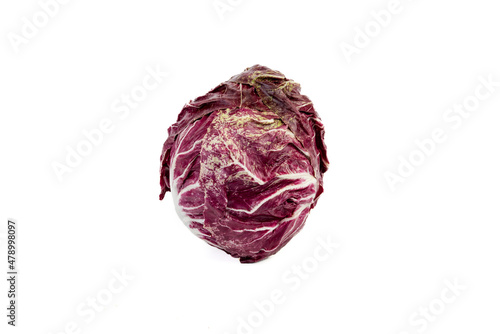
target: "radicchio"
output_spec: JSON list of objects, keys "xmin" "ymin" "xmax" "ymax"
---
[{"xmin": 159, "ymin": 65, "xmax": 328, "ymax": 263}]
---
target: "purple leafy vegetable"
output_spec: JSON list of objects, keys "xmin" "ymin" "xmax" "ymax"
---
[{"xmin": 159, "ymin": 65, "xmax": 328, "ymax": 263}]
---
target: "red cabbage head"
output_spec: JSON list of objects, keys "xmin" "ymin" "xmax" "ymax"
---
[{"xmin": 160, "ymin": 65, "xmax": 328, "ymax": 263}]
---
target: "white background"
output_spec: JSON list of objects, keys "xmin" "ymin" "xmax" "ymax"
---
[{"xmin": 1, "ymin": 0, "xmax": 500, "ymax": 333}]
